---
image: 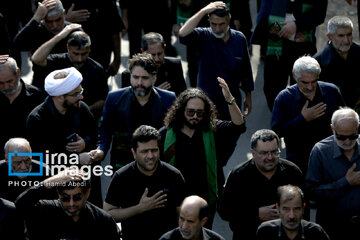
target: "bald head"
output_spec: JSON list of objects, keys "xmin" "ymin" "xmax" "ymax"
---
[
  {"xmin": 181, "ymin": 195, "xmax": 208, "ymax": 220},
  {"xmin": 179, "ymin": 196, "xmax": 208, "ymax": 240}
]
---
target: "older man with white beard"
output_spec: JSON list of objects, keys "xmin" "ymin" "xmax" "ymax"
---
[
  {"xmin": 314, "ymin": 16, "xmax": 360, "ymax": 114},
  {"xmin": 306, "ymin": 107, "xmax": 360, "ymax": 240}
]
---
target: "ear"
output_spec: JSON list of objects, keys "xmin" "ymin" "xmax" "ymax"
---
[
  {"xmin": 85, "ymin": 188, "xmax": 91, "ymax": 200},
  {"xmin": 152, "ymin": 74, "xmax": 157, "ymax": 84},
  {"xmin": 251, "ymin": 149, "xmax": 255, "ymax": 158},
  {"xmin": 276, "ymin": 203, "xmax": 279, "ymax": 210},
  {"xmin": 326, "ymin": 33, "xmax": 331, "ymax": 40},
  {"xmin": 131, "ymin": 148, "xmax": 136, "ymax": 160},
  {"xmin": 330, "ymin": 124, "xmax": 334, "ymax": 133},
  {"xmin": 140, "ymin": 48, "xmax": 145, "ymax": 53},
  {"xmin": 200, "ymin": 217, "xmax": 208, "ymax": 227}
]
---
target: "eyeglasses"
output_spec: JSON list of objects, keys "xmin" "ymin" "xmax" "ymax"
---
[
  {"xmin": 335, "ymin": 131, "xmax": 359, "ymax": 141},
  {"xmin": 65, "ymin": 88, "xmax": 84, "ymax": 98},
  {"xmin": 185, "ymin": 109, "xmax": 205, "ymax": 117},
  {"xmin": 12, "ymin": 158, "xmax": 32, "ymax": 166},
  {"xmin": 254, "ymin": 149, "xmax": 281, "ymax": 157},
  {"xmin": 60, "ymin": 193, "xmax": 83, "ymax": 202}
]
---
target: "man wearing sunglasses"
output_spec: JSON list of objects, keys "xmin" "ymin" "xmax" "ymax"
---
[
  {"xmin": 306, "ymin": 107, "xmax": 360, "ymax": 240},
  {"xmin": 160, "ymin": 77, "xmax": 246, "ymax": 228},
  {"xmin": 15, "ymin": 169, "xmax": 120, "ymax": 240}
]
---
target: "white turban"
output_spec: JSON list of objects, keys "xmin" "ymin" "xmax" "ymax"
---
[{"xmin": 45, "ymin": 67, "xmax": 83, "ymax": 96}]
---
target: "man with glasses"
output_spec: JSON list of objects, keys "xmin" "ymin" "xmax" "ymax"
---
[
  {"xmin": 25, "ymin": 67, "xmax": 102, "ymax": 207},
  {"xmin": 218, "ymin": 129, "xmax": 304, "ymax": 240},
  {"xmin": 0, "ymin": 138, "xmax": 48, "ymax": 202},
  {"xmin": 160, "ymin": 78, "xmax": 246, "ymax": 228},
  {"xmin": 15, "ymin": 169, "xmax": 120, "ymax": 240},
  {"xmin": 306, "ymin": 107, "xmax": 360, "ymax": 240},
  {"xmin": 271, "ymin": 56, "xmax": 345, "ymax": 173},
  {"xmin": 31, "ymin": 26, "xmax": 108, "ymax": 120}
]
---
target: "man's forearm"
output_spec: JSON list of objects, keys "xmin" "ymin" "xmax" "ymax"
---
[
  {"xmin": 31, "ymin": 35, "xmax": 62, "ymax": 66},
  {"xmin": 178, "ymin": 8, "xmax": 207, "ymax": 37}
]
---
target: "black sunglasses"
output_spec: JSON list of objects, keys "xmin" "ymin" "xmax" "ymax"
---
[
  {"xmin": 185, "ymin": 109, "xmax": 205, "ymax": 117},
  {"xmin": 60, "ymin": 193, "xmax": 83, "ymax": 202},
  {"xmin": 335, "ymin": 132, "xmax": 359, "ymax": 141}
]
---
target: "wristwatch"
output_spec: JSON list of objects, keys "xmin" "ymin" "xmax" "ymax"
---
[{"xmin": 226, "ymin": 97, "xmax": 236, "ymax": 105}]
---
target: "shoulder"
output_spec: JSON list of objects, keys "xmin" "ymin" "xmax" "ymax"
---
[
  {"xmin": 317, "ymin": 81, "xmax": 339, "ymax": 90},
  {"xmin": 24, "ymin": 82, "xmax": 44, "ymax": 98},
  {"xmin": 107, "ymin": 87, "xmax": 131, "ymax": 102},
  {"xmin": 158, "ymin": 161, "xmax": 182, "ymax": 176},
  {"xmin": 203, "ymin": 228, "xmax": 225, "ymax": 240},
  {"xmin": 258, "ymin": 219, "xmax": 281, "ymax": 229},
  {"xmin": 159, "ymin": 228, "xmax": 181, "ymax": 240},
  {"xmin": 278, "ymin": 158, "xmax": 302, "ymax": 171},
  {"xmin": 229, "ymin": 159, "xmax": 255, "ymax": 176},
  {"xmin": 154, "ymin": 88, "xmax": 176, "ymax": 101},
  {"xmin": 313, "ymin": 136, "xmax": 334, "ymax": 151},
  {"xmin": 164, "ymin": 57, "xmax": 181, "ymax": 65}
]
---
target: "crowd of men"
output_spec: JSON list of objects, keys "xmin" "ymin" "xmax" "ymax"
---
[{"xmin": 0, "ymin": 0, "xmax": 360, "ymax": 240}]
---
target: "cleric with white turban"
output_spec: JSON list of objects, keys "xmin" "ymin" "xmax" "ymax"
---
[{"xmin": 45, "ymin": 67, "xmax": 83, "ymax": 96}]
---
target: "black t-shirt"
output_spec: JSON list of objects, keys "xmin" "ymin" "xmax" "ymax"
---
[{"xmin": 105, "ymin": 161, "xmax": 186, "ymax": 240}]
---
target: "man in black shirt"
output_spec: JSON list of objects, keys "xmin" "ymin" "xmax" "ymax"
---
[
  {"xmin": 103, "ymin": 125, "xmax": 186, "ymax": 240},
  {"xmin": 0, "ymin": 56, "xmax": 44, "ymax": 157},
  {"xmin": 160, "ymin": 78, "xmax": 246, "ymax": 228},
  {"xmin": 15, "ymin": 169, "xmax": 120, "ymax": 240},
  {"xmin": 218, "ymin": 129, "xmax": 304, "ymax": 240},
  {"xmin": 256, "ymin": 185, "xmax": 329, "ymax": 240}
]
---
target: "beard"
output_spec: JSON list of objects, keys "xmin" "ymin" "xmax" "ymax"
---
[
  {"xmin": 211, "ymin": 25, "xmax": 230, "ymax": 39},
  {"xmin": 63, "ymin": 99, "xmax": 81, "ymax": 110},
  {"xmin": 132, "ymin": 84, "xmax": 152, "ymax": 97},
  {"xmin": 0, "ymin": 78, "xmax": 20, "ymax": 95},
  {"xmin": 184, "ymin": 117, "xmax": 205, "ymax": 129},
  {"xmin": 335, "ymin": 136, "xmax": 357, "ymax": 150}
]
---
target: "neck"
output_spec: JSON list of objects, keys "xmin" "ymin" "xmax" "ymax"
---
[
  {"xmin": 284, "ymin": 227, "xmax": 299, "ymax": 240},
  {"xmin": 343, "ymin": 147, "xmax": 356, "ymax": 160},
  {"xmin": 6, "ymin": 81, "xmax": 22, "ymax": 104},
  {"xmin": 181, "ymin": 124, "xmax": 196, "ymax": 138},
  {"xmin": 222, "ymin": 29, "xmax": 230, "ymax": 42},
  {"xmin": 336, "ymin": 49, "xmax": 349, "ymax": 60},
  {"xmin": 135, "ymin": 92, "xmax": 151, "ymax": 106},
  {"xmin": 72, "ymin": 215, "xmax": 80, "ymax": 222},
  {"xmin": 53, "ymin": 98, "xmax": 67, "ymax": 115}
]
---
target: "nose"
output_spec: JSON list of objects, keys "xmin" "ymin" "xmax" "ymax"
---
[{"xmin": 78, "ymin": 93, "xmax": 84, "ymax": 100}]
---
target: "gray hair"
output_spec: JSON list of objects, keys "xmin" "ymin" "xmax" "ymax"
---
[
  {"xmin": 331, "ymin": 107, "xmax": 359, "ymax": 129},
  {"xmin": 292, "ymin": 56, "xmax": 321, "ymax": 81},
  {"xmin": 141, "ymin": 32, "xmax": 165, "ymax": 51},
  {"xmin": 327, "ymin": 16, "xmax": 353, "ymax": 34},
  {"xmin": 4, "ymin": 138, "xmax": 32, "ymax": 155},
  {"xmin": 47, "ymin": 0, "xmax": 64, "ymax": 18},
  {"xmin": 0, "ymin": 57, "xmax": 18, "ymax": 76},
  {"xmin": 250, "ymin": 129, "xmax": 280, "ymax": 150},
  {"xmin": 277, "ymin": 185, "xmax": 304, "ymax": 206}
]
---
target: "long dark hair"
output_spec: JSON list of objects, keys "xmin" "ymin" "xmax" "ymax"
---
[{"xmin": 164, "ymin": 88, "xmax": 217, "ymax": 132}]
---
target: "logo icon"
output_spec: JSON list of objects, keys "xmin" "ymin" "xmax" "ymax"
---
[{"xmin": 8, "ymin": 151, "xmax": 43, "ymax": 177}]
